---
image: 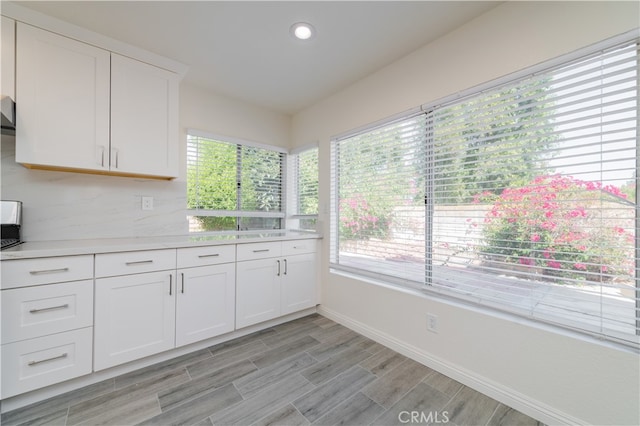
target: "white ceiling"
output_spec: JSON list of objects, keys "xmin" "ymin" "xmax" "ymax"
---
[{"xmin": 14, "ymin": 1, "xmax": 500, "ymax": 115}]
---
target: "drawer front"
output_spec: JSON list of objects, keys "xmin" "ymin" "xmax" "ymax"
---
[
  {"xmin": 95, "ymin": 249, "xmax": 176, "ymax": 278},
  {"xmin": 1, "ymin": 255, "xmax": 93, "ymax": 290},
  {"xmin": 177, "ymin": 244, "xmax": 235, "ymax": 268},
  {"xmin": 236, "ymin": 241, "xmax": 282, "ymax": 262},
  {"xmin": 282, "ymin": 239, "xmax": 317, "ymax": 256},
  {"xmin": 2, "ymin": 280, "xmax": 94, "ymax": 344},
  {"xmin": 1, "ymin": 327, "xmax": 93, "ymax": 398}
]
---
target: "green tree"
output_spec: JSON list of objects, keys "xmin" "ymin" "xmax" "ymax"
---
[
  {"xmin": 433, "ymin": 79, "xmax": 558, "ymax": 204},
  {"xmin": 338, "ymin": 117, "xmax": 425, "ymax": 240},
  {"xmin": 187, "ymin": 138, "xmax": 237, "ymax": 230},
  {"xmin": 297, "ymin": 149, "xmax": 319, "ymax": 215},
  {"xmin": 187, "ymin": 137, "xmax": 285, "ymax": 231},
  {"xmin": 240, "ymin": 147, "xmax": 282, "ymax": 212}
]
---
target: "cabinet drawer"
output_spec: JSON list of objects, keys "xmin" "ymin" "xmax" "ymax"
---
[
  {"xmin": 282, "ymin": 239, "xmax": 317, "ymax": 256},
  {"xmin": 2, "ymin": 280, "xmax": 93, "ymax": 344},
  {"xmin": 177, "ymin": 244, "xmax": 235, "ymax": 268},
  {"xmin": 1, "ymin": 327, "xmax": 93, "ymax": 398},
  {"xmin": 236, "ymin": 242, "xmax": 282, "ymax": 262},
  {"xmin": 95, "ymin": 249, "xmax": 176, "ymax": 278},
  {"xmin": 1, "ymin": 255, "xmax": 93, "ymax": 289}
]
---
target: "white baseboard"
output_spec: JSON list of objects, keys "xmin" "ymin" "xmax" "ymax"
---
[{"xmin": 317, "ymin": 306, "xmax": 585, "ymax": 426}]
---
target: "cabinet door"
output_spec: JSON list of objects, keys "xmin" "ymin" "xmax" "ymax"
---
[
  {"xmin": 281, "ymin": 253, "xmax": 317, "ymax": 315},
  {"xmin": 94, "ymin": 271, "xmax": 175, "ymax": 370},
  {"xmin": 15, "ymin": 23, "xmax": 110, "ymax": 171},
  {"xmin": 176, "ymin": 264, "xmax": 235, "ymax": 347},
  {"xmin": 2, "ymin": 16, "xmax": 15, "ymax": 100},
  {"xmin": 236, "ymin": 258, "xmax": 281, "ymax": 329},
  {"xmin": 110, "ymin": 53, "xmax": 179, "ymax": 178}
]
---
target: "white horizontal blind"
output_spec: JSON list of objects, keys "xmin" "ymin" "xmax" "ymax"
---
[
  {"xmin": 330, "ymin": 38, "xmax": 639, "ymax": 347},
  {"xmin": 239, "ymin": 145, "xmax": 285, "ymax": 213},
  {"xmin": 187, "ymin": 134, "xmax": 238, "ymax": 212},
  {"xmin": 331, "ymin": 113, "xmax": 427, "ymax": 286},
  {"xmin": 293, "ymin": 146, "xmax": 319, "ymax": 216},
  {"xmin": 428, "ymin": 40, "xmax": 639, "ymax": 346},
  {"xmin": 187, "ymin": 134, "xmax": 285, "ymax": 231}
]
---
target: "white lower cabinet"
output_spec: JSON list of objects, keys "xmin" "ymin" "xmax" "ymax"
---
[
  {"xmin": 94, "ymin": 246, "xmax": 237, "ymax": 370},
  {"xmin": 236, "ymin": 257, "xmax": 281, "ymax": 329},
  {"xmin": 176, "ymin": 263, "xmax": 235, "ymax": 347},
  {"xmin": 0, "ymin": 255, "xmax": 94, "ymax": 398},
  {"xmin": 1, "ymin": 328, "xmax": 93, "ymax": 398},
  {"xmin": 236, "ymin": 240, "xmax": 317, "ymax": 329},
  {"xmin": 94, "ymin": 271, "xmax": 176, "ymax": 371},
  {"xmin": 1, "ymin": 238, "xmax": 317, "ymax": 397},
  {"xmin": 281, "ymin": 252, "xmax": 317, "ymax": 315}
]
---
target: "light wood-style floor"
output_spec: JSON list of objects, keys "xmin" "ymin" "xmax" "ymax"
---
[{"xmin": 1, "ymin": 314, "xmax": 543, "ymax": 426}]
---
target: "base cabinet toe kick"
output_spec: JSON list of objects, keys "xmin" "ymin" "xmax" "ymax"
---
[{"xmin": 0, "ymin": 237, "xmax": 318, "ymax": 400}]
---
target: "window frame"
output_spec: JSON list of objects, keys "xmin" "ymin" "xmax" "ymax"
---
[{"xmin": 187, "ymin": 129, "xmax": 287, "ymax": 232}]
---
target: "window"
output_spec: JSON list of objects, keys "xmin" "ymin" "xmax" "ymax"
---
[
  {"xmin": 289, "ymin": 145, "xmax": 319, "ymax": 230},
  {"xmin": 187, "ymin": 131, "xmax": 286, "ymax": 232},
  {"xmin": 331, "ymin": 113, "xmax": 428, "ymax": 285},
  {"xmin": 331, "ymin": 36, "xmax": 639, "ymax": 347}
]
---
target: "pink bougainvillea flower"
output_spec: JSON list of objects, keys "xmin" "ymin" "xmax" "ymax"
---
[{"xmin": 547, "ymin": 260, "xmax": 562, "ymax": 269}]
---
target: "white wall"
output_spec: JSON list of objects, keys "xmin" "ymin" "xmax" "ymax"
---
[
  {"xmin": 0, "ymin": 134, "xmax": 189, "ymax": 241},
  {"xmin": 292, "ymin": 1, "xmax": 640, "ymax": 425},
  {"xmin": 0, "ymin": 81, "xmax": 290, "ymax": 242},
  {"xmin": 180, "ymin": 82, "xmax": 290, "ymax": 151}
]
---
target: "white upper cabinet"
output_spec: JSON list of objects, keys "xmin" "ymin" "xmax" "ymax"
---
[
  {"xmin": 15, "ymin": 23, "xmax": 110, "ymax": 171},
  {"xmin": 111, "ymin": 54, "xmax": 179, "ymax": 178},
  {"xmin": 1, "ymin": 16, "xmax": 16, "ymax": 100},
  {"xmin": 15, "ymin": 23, "xmax": 179, "ymax": 179}
]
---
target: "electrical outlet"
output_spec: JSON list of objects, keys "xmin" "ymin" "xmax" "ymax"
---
[
  {"xmin": 141, "ymin": 196, "xmax": 154, "ymax": 211},
  {"xmin": 427, "ymin": 313, "xmax": 438, "ymax": 333}
]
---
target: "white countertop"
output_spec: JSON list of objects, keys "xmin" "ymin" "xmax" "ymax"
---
[{"xmin": 0, "ymin": 231, "xmax": 321, "ymax": 260}]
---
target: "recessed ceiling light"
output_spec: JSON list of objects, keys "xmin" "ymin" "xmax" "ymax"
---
[{"xmin": 290, "ymin": 22, "xmax": 316, "ymax": 41}]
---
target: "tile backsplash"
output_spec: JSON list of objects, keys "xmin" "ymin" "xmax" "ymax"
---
[{"xmin": 1, "ymin": 137, "xmax": 188, "ymax": 242}]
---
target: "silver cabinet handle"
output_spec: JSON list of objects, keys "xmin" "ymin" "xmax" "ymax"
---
[
  {"xmin": 277, "ymin": 260, "xmax": 281, "ymax": 276},
  {"xmin": 125, "ymin": 260, "xmax": 154, "ymax": 266},
  {"xmin": 181, "ymin": 273, "xmax": 185, "ymax": 294},
  {"xmin": 30, "ymin": 304, "xmax": 69, "ymax": 314},
  {"xmin": 28, "ymin": 353, "xmax": 68, "ymax": 366},
  {"xmin": 198, "ymin": 254, "xmax": 220, "ymax": 258},
  {"xmin": 113, "ymin": 148, "xmax": 119, "ymax": 169},
  {"xmin": 99, "ymin": 146, "xmax": 105, "ymax": 167},
  {"xmin": 253, "ymin": 249, "xmax": 270, "ymax": 253},
  {"xmin": 169, "ymin": 274, "xmax": 172, "ymax": 296},
  {"xmin": 29, "ymin": 268, "xmax": 69, "ymax": 275},
  {"xmin": 284, "ymin": 259, "xmax": 288, "ymax": 275}
]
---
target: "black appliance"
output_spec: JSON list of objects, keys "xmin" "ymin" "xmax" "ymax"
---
[
  {"xmin": 1, "ymin": 200, "xmax": 22, "ymax": 250},
  {"xmin": 1, "ymin": 95, "xmax": 16, "ymax": 135}
]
